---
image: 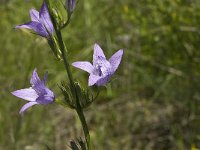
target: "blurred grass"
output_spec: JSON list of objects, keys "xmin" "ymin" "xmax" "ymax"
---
[{"xmin": 0, "ymin": 0, "xmax": 200, "ymax": 149}]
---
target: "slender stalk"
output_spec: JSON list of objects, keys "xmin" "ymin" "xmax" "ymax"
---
[
  {"xmin": 56, "ymin": 31, "xmax": 74, "ymax": 88},
  {"xmin": 76, "ymin": 107, "xmax": 91, "ymax": 150},
  {"xmin": 56, "ymin": 30, "xmax": 91, "ymax": 150},
  {"xmin": 44, "ymin": 2, "xmax": 91, "ymax": 148},
  {"xmin": 61, "ymin": 16, "xmax": 71, "ymax": 29}
]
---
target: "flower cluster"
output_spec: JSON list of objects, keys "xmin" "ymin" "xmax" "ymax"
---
[
  {"xmin": 13, "ymin": 0, "xmax": 123, "ymax": 114},
  {"xmin": 12, "ymin": 0, "xmax": 123, "ymax": 149}
]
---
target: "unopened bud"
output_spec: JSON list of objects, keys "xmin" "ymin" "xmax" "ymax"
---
[{"xmin": 66, "ymin": 0, "xmax": 76, "ymax": 15}]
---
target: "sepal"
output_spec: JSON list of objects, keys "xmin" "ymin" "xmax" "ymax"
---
[
  {"xmin": 59, "ymin": 81, "xmax": 99, "ymax": 109},
  {"xmin": 70, "ymin": 138, "xmax": 86, "ymax": 150},
  {"xmin": 58, "ymin": 81, "xmax": 76, "ymax": 109},
  {"xmin": 74, "ymin": 82, "xmax": 95, "ymax": 109}
]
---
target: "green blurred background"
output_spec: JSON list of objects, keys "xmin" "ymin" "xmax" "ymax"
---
[{"xmin": 0, "ymin": 0, "xmax": 200, "ymax": 149}]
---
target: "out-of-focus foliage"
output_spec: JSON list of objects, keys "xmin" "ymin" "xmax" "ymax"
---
[{"xmin": 0, "ymin": 0, "xmax": 200, "ymax": 149}]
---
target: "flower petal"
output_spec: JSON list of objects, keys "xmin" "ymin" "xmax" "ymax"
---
[
  {"xmin": 93, "ymin": 43, "xmax": 106, "ymax": 64},
  {"xmin": 30, "ymin": 69, "xmax": 48, "ymax": 96},
  {"xmin": 29, "ymin": 9, "xmax": 39, "ymax": 22},
  {"xmin": 96, "ymin": 75, "xmax": 111, "ymax": 86},
  {"xmin": 12, "ymin": 88, "xmax": 38, "ymax": 101},
  {"xmin": 95, "ymin": 56, "xmax": 113, "ymax": 76},
  {"xmin": 88, "ymin": 74, "xmax": 101, "ymax": 86},
  {"xmin": 42, "ymin": 71, "xmax": 48, "ymax": 85},
  {"xmin": 33, "ymin": 85, "xmax": 48, "ymax": 97},
  {"xmin": 19, "ymin": 102, "xmax": 38, "ymax": 114},
  {"xmin": 36, "ymin": 94, "xmax": 54, "ymax": 104},
  {"xmin": 15, "ymin": 21, "xmax": 34, "ymax": 30},
  {"xmin": 109, "ymin": 49, "xmax": 123, "ymax": 72},
  {"xmin": 72, "ymin": 61, "xmax": 94, "ymax": 73},
  {"xmin": 15, "ymin": 21, "xmax": 48, "ymax": 37},
  {"xmin": 30, "ymin": 68, "xmax": 41, "ymax": 86},
  {"xmin": 39, "ymin": 2, "xmax": 53, "ymax": 35}
]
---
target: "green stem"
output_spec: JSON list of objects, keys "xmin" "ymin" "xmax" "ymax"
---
[
  {"xmin": 76, "ymin": 107, "xmax": 91, "ymax": 150},
  {"xmin": 45, "ymin": 2, "xmax": 91, "ymax": 148},
  {"xmin": 56, "ymin": 31, "xmax": 74, "ymax": 88},
  {"xmin": 61, "ymin": 15, "xmax": 71, "ymax": 29},
  {"xmin": 56, "ymin": 30, "xmax": 91, "ymax": 150}
]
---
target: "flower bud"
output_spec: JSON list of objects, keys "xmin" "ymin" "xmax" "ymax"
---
[
  {"xmin": 66, "ymin": 0, "xmax": 76, "ymax": 15},
  {"xmin": 45, "ymin": 0, "xmax": 68, "ymax": 30}
]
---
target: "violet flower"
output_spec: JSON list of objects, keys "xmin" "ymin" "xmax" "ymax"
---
[
  {"xmin": 66, "ymin": 0, "xmax": 76, "ymax": 14},
  {"xmin": 72, "ymin": 43, "xmax": 123, "ymax": 86},
  {"xmin": 15, "ymin": 2, "xmax": 53, "ymax": 39},
  {"xmin": 11, "ymin": 69, "xmax": 54, "ymax": 114}
]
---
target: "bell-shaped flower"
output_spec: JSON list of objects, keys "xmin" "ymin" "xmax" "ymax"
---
[
  {"xmin": 72, "ymin": 43, "xmax": 123, "ymax": 86},
  {"xmin": 11, "ymin": 69, "xmax": 55, "ymax": 114},
  {"xmin": 15, "ymin": 2, "xmax": 54, "ymax": 39}
]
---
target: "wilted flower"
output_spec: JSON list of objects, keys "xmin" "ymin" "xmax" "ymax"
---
[
  {"xmin": 15, "ymin": 2, "xmax": 54, "ymax": 39},
  {"xmin": 11, "ymin": 69, "xmax": 54, "ymax": 114},
  {"xmin": 66, "ymin": 0, "xmax": 76, "ymax": 15},
  {"xmin": 72, "ymin": 43, "xmax": 123, "ymax": 86}
]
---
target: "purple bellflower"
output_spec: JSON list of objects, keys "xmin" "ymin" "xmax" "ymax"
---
[
  {"xmin": 66, "ymin": 0, "xmax": 76, "ymax": 14},
  {"xmin": 72, "ymin": 43, "xmax": 123, "ymax": 86},
  {"xmin": 15, "ymin": 2, "xmax": 53, "ymax": 39},
  {"xmin": 11, "ymin": 69, "xmax": 54, "ymax": 114}
]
